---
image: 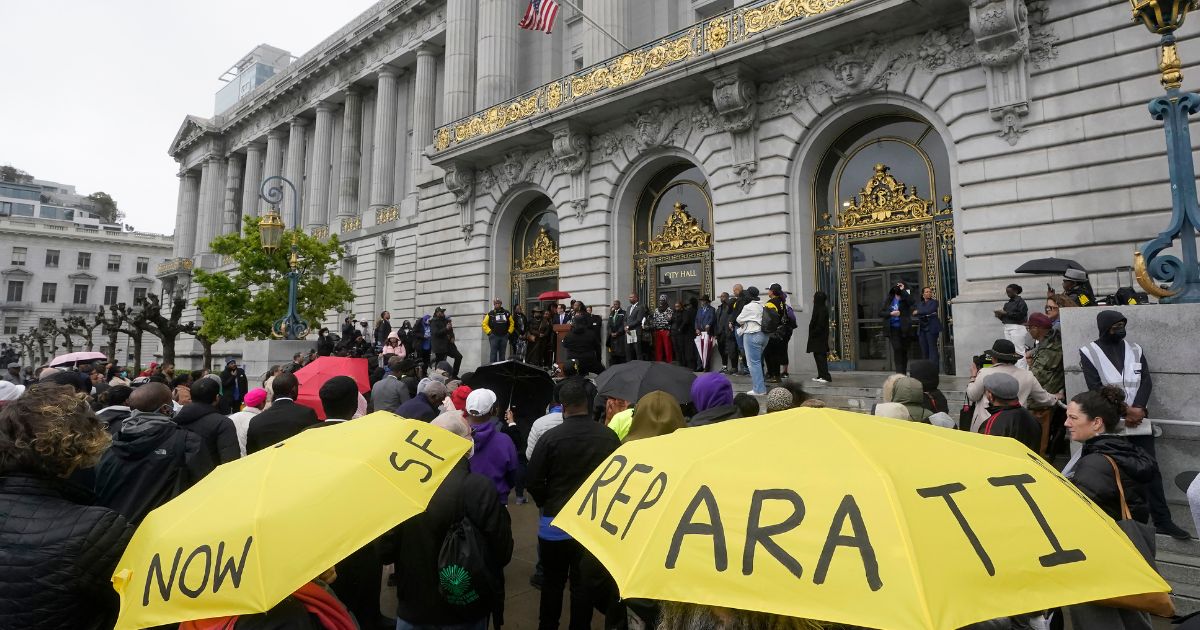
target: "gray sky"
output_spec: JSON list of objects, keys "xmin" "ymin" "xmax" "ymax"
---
[{"xmin": 0, "ymin": 0, "xmax": 377, "ymax": 236}]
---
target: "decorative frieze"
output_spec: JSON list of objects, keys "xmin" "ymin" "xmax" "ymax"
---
[
  {"xmin": 443, "ymin": 162, "xmax": 476, "ymax": 242},
  {"xmin": 549, "ymin": 121, "xmax": 590, "ymax": 221},
  {"xmin": 708, "ymin": 66, "xmax": 759, "ymax": 193}
]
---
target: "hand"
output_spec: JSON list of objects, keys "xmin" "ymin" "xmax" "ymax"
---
[
  {"xmin": 969, "ymin": 362, "xmax": 979, "ymax": 378},
  {"xmin": 993, "ymin": 309, "xmax": 1005, "ymax": 318},
  {"xmin": 890, "ymin": 310, "xmax": 900, "ymax": 317},
  {"xmin": 911, "ymin": 310, "xmax": 918, "ymax": 316},
  {"xmin": 1126, "ymin": 407, "xmax": 1146, "ymax": 427}
]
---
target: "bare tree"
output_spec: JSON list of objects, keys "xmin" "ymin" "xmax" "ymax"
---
[
  {"xmin": 112, "ymin": 303, "xmax": 147, "ymax": 371},
  {"xmin": 139, "ymin": 294, "xmax": 191, "ymax": 365}
]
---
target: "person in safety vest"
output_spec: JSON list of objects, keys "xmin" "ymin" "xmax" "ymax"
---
[{"xmin": 1079, "ymin": 309, "xmax": 1192, "ymax": 540}]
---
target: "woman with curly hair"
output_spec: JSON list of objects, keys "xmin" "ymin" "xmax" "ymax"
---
[{"xmin": 0, "ymin": 384, "xmax": 133, "ymax": 629}]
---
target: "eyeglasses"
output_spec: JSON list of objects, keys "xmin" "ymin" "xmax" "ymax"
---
[{"xmin": 1044, "ymin": 306, "xmax": 1058, "ymax": 313}]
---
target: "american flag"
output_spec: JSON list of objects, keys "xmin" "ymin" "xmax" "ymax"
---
[{"xmin": 518, "ymin": 0, "xmax": 559, "ymax": 34}]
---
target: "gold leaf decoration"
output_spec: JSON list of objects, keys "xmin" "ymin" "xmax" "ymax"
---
[
  {"xmin": 646, "ymin": 202, "xmax": 712, "ymax": 254},
  {"xmin": 838, "ymin": 164, "xmax": 933, "ymax": 229}
]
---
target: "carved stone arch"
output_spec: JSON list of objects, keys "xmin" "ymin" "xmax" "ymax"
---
[
  {"xmin": 607, "ymin": 146, "xmax": 714, "ymax": 300},
  {"xmin": 485, "ymin": 183, "xmax": 557, "ymax": 315}
]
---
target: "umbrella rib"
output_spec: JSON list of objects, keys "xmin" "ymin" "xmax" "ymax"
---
[{"xmin": 823, "ymin": 417, "xmax": 937, "ymax": 630}]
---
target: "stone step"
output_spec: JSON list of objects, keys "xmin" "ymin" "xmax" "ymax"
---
[
  {"xmin": 1158, "ymin": 551, "xmax": 1200, "ymax": 586},
  {"xmin": 1158, "ymin": 534, "xmax": 1200, "ymax": 556},
  {"xmin": 1170, "ymin": 580, "xmax": 1200, "ymax": 616}
]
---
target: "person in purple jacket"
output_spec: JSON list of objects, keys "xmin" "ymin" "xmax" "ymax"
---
[{"xmin": 464, "ymin": 388, "xmax": 519, "ymax": 505}]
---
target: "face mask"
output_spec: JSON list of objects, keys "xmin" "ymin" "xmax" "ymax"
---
[{"xmin": 1107, "ymin": 329, "xmax": 1127, "ymax": 341}]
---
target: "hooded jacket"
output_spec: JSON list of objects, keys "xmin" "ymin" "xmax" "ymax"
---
[
  {"xmin": 626, "ymin": 391, "xmax": 685, "ymax": 441},
  {"xmin": 907, "ymin": 360, "xmax": 948, "ymax": 414},
  {"xmin": 688, "ymin": 373, "xmax": 740, "ymax": 427},
  {"xmin": 174, "ymin": 402, "xmax": 241, "ymax": 466},
  {"xmin": 891, "ymin": 377, "xmax": 933, "ymax": 423},
  {"xmin": 94, "ymin": 410, "xmax": 211, "ymax": 524},
  {"xmin": 0, "ymin": 475, "xmax": 132, "ymax": 630},
  {"xmin": 468, "ymin": 419, "xmax": 518, "ymax": 500},
  {"xmin": 1070, "ymin": 434, "xmax": 1154, "ymax": 523}
]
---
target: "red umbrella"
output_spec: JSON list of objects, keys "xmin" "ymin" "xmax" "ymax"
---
[
  {"xmin": 294, "ymin": 356, "xmax": 370, "ymax": 420},
  {"xmin": 537, "ymin": 290, "xmax": 571, "ymax": 301}
]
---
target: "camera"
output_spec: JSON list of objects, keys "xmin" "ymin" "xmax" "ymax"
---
[{"xmin": 972, "ymin": 352, "xmax": 994, "ymax": 370}]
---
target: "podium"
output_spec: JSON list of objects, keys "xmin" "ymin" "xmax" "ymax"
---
[{"xmin": 553, "ymin": 323, "xmax": 571, "ymax": 372}]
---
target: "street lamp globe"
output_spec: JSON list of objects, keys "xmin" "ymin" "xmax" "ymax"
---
[
  {"xmin": 259, "ymin": 210, "xmax": 285, "ymax": 253},
  {"xmin": 1130, "ymin": 0, "xmax": 1195, "ymax": 34}
]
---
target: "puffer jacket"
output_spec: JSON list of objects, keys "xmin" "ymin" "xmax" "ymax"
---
[
  {"xmin": 1070, "ymin": 434, "xmax": 1154, "ymax": 523},
  {"xmin": 0, "ymin": 474, "xmax": 133, "ymax": 629},
  {"xmin": 174, "ymin": 402, "xmax": 241, "ymax": 466}
]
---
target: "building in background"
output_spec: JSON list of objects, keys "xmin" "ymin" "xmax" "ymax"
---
[
  {"xmin": 163, "ymin": 0, "xmax": 1163, "ymax": 378},
  {"xmin": 1, "ymin": 179, "xmax": 173, "ymax": 368},
  {"xmin": 215, "ymin": 44, "xmax": 294, "ymax": 115}
]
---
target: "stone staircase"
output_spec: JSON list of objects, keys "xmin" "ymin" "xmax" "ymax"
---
[{"xmin": 1159, "ymin": 529, "xmax": 1200, "ymax": 615}]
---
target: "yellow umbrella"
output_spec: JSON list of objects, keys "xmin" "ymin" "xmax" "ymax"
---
[
  {"xmin": 111, "ymin": 412, "xmax": 470, "ymax": 630},
  {"xmin": 552, "ymin": 409, "xmax": 1170, "ymax": 630}
]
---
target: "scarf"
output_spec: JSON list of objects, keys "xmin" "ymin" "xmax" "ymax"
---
[{"xmin": 178, "ymin": 581, "xmax": 356, "ymax": 630}]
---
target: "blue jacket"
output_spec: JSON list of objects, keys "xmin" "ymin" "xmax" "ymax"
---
[
  {"xmin": 915, "ymin": 298, "xmax": 942, "ymax": 335},
  {"xmin": 695, "ymin": 304, "xmax": 716, "ymax": 333}
]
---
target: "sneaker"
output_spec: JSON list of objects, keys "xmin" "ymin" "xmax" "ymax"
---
[
  {"xmin": 811, "ymin": 377, "xmax": 829, "ymax": 383},
  {"xmin": 1157, "ymin": 522, "xmax": 1194, "ymax": 540},
  {"xmin": 746, "ymin": 390, "xmax": 766, "ymax": 396}
]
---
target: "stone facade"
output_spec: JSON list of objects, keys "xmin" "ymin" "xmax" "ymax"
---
[
  {"xmin": 0, "ymin": 215, "xmax": 174, "ymax": 367},
  {"xmin": 166, "ymin": 0, "xmax": 1189, "ymax": 375}
]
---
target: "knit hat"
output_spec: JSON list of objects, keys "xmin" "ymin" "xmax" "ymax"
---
[
  {"xmin": 243, "ymin": 388, "xmax": 268, "ymax": 409},
  {"xmin": 765, "ymin": 387, "xmax": 794, "ymax": 412},
  {"xmin": 0, "ymin": 381, "xmax": 24, "ymax": 404},
  {"xmin": 983, "ymin": 372, "xmax": 1020, "ymax": 401},
  {"xmin": 690, "ymin": 373, "xmax": 733, "ymax": 412},
  {"xmin": 450, "ymin": 385, "xmax": 472, "ymax": 414},
  {"xmin": 1027, "ymin": 313, "xmax": 1054, "ymax": 329}
]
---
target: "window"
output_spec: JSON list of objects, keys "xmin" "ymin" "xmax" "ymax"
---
[
  {"xmin": 136, "ymin": 257, "xmax": 149, "ymax": 274},
  {"xmin": 2, "ymin": 317, "xmax": 17, "ymax": 335},
  {"xmin": 77, "ymin": 252, "xmax": 90, "ymax": 269},
  {"xmin": 5, "ymin": 281, "xmax": 23, "ymax": 302},
  {"xmin": 133, "ymin": 287, "xmax": 147, "ymax": 304},
  {"xmin": 40, "ymin": 282, "xmax": 57, "ymax": 303},
  {"xmin": 103, "ymin": 285, "xmax": 119, "ymax": 306},
  {"xmin": 45, "ymin": 249, "xmax": 59, "ymax": 267},
  {"xmin": 574, "ymin": 57, "xmax": 584, "ymax": 71},
  {"xmin": 10, "ymin": 247, "xmax": 26, "ymax": 266},
  {"xmin": 107, "ymin": 254, "xmax": 121, "ymax": 272},
  {"xmin": 73, "ymin": 284, "xmax": 89, "ymax": 305},
  {"xmin": 0, "ymin": 202, "xmax": 35, "ymax": 217}
]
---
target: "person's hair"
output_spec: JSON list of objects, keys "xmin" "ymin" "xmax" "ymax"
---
[
  {"xmin": 41, "ymin": 369, "xmax": 87, "ymax": 393},
  {"xmin": 657, "ymin": 601, "xmax": 833, "ymax": 630},
  {"xmin": 780, "ymin": 381, "xmax": 809, "ymax": 407},
  {"xmin": 190, "ymin": 377, "xmax": 220, "ymax": 405},
  {"xmin": 128, "ymin": 383, "xmax": 173, "ymax": 412},
  {"xmin": 1007, "ymin": 283, "xmax": 1023, "ymax": 294},
  {"xmin": 169, "ymin": 374, "xmax": 191, "ymax": 389},
  {"xmin": 98, "ymin": 385, "xmax": 133, "ymax": 408},
  {"xmin": 320, "ymin": 376, "xmax": 360, "ymax": 420},
  {"xmin": 1048, "ymin": 294, "xmax": 1073, "ymax": 308},
  {"xmin": 733, "ymin": 393, "xmax": 760, "ymax": 418},
  {"xmin": 148, "ymin": 374, "xmax": 168, "ymax": 385},
  {"xmin": 0, "ymin": 384, "xmax": 110, "ymax": 477},
  {"xmin": 558, "ymin": 377, "xmax": 589, "ymax": 409},
  {"xmin": 744, "ymin": 286, "xmax": 760, "ymax": 300},
  {"xmin": 387, "ymin": 356, "xmax": 403, "ymax": 373},
  {"xmin": 273, "ymin": 372, "xmax": 300, "ymax": 400},
  {"xmin": 1071, "ymin": 386, "xmax": 1128, "ymax": 433},
  {"xmin": 423, "ymin": 381, "xmax": 448, "ymax": 401}
]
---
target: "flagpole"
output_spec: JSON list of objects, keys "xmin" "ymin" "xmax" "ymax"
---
[{"xmin": 555, "ymin": 0, "xmax": 630, "ymax": 52}]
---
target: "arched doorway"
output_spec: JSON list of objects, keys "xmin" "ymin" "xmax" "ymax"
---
[
  {"xmin": 633, "ymin": 163, "xmax": 714, "ymax": 306},
  {"xmin": 510, "ymin": 196, "xmax": 559, "ymax": 314},
  {"xmin": 812, "ymin": 114, "xmax": 958, "ymax": 372}
]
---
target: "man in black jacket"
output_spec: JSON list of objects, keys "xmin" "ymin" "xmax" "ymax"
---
[
  {"xmin": 95, "ymin": 383, "xmax": 212, "ymax": 524},
  {"xmin": 430, "ymin": 308, "xmax": 462, "ymax": 377},
  {"xmin": 246, "ymin": 372, "xmax": 319, "ymax": 453},
  {"xmin": 173, "ymin": 377, "xmax": 240, "ymax": 466},
  {"xmin": 624, "ymin": 292, "xmax": 646, "ymax": 362},
  {"xmin": 527, "ymin": 378, "xmax": 622, "ymax": 630},
  {"xmin": 388, "ymin": 413, "xmax": 513, "ymax": 629},
  {"xmin": 994, "ymin": 283, "xmax": 1030, "ymax": 369},
  {"xmin": 218, "ymin": 359, "xmax": 248, "ymax": 414},
  {"xmin": 976, "ymin": 373, "xmax": 1043, "ymax": 454},
  {"xmin": 483, "ymin": 298, "xmax": 514, "ymax": 363}
]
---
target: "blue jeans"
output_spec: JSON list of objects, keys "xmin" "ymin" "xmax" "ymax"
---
[
  {"xmin": 488, "ymin": 334, "xmax": 507, "ymax": 363},
  {"xmin": 396, "ymin": 618, "xmax": 488, "ymax": 630},
  {"xmin": 744, "ymin": 331, "xmax": 768, "ymax": 393}
]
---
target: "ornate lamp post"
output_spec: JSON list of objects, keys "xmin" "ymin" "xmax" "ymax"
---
[
  {"xmin": 258, "ymin": 176, "xmax": 309, "ymax": 339},
  {"xmin": 1131, "ymin": 0, "xmax": 1200, "ymax": 302}
]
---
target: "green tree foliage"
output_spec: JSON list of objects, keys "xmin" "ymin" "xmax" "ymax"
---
[
  {"xmin": 0, "ymin": 165, "xmax": 34, "ymax": 184},
  {"xmin": 85, "ymin": 191, "xmax": 124, "ymax": 224},
  {"xmin": 194, "ymin": 216, "xmax": 353, "ymax": 342}
]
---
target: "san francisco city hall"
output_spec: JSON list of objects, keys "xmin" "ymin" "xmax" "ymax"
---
[{"xmin": 164, "ymin": 0, "xmax": 1171, "ymax": 375}]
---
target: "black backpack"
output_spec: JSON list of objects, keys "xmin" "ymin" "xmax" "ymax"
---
[{"xmin": 437, "ymin": 492, "xmax": 499, "ymax": 608}]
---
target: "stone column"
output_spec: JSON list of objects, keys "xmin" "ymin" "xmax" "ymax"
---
[
  {"xmin": 286, "ymin": 117, "xmax": 308, "ymax": 225},
  {"xmin": 308, "ymin": 103, "xmax": 336, "ymax": 230},
  {"xmin": 338, "ymin": 87, "xmax": 363, "ymax": 218},
  {"xmin": 195, "ymin": 156, "xmax": 226, "ymax": 256},
  {"xmin": 413, "ymin": 48, "xmax": 438, "ymax": 175},
  {"xmin": 445, "ymin": 0, "xmax": 478, "ymax": 121},
  {"xmin": 263, "ymin": 129, "xmax": 286, "ymax": 184},
  {"xmin": 222, "ymin": 153, "xmax": 244, "ymax": 235},
  {"xmin": 476, "ymin": 0, "xmax": 519, "ymax": 110},
  {"xmin": 174, "ymin": 171, "xmax": 200, "ymax": 260},
  {"xmin": 587, "ymin": 0, "xmax": 630, "ymax": 64},
  {"xmin": 241, "ymin": 142, "xmax": 264, "ymax": 219},
  {"xmin": 370, "ymin": 67, "xmax": 400, "ymax": 207}
]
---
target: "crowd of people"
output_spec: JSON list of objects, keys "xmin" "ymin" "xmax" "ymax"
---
[{"xmin": 0, "ymin": 265, "xmax": 1197, "ymax": 630}]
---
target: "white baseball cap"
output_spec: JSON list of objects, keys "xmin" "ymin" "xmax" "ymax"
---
[{"xmin": 465, "ymin": 389, "xmax": 498, "ymax": 417}]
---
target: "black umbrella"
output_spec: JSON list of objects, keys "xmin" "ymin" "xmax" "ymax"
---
[
  {"xmin": 1015, "ymin": 257, "xmax": 1086, "ymax": 275},
  {"xmin": 594, "ymin": 360, "xmax": 696, "ymax": 404},
  {"xmin": 464, "ymin": 360, "xmax": 554, "ymax": 420}
]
